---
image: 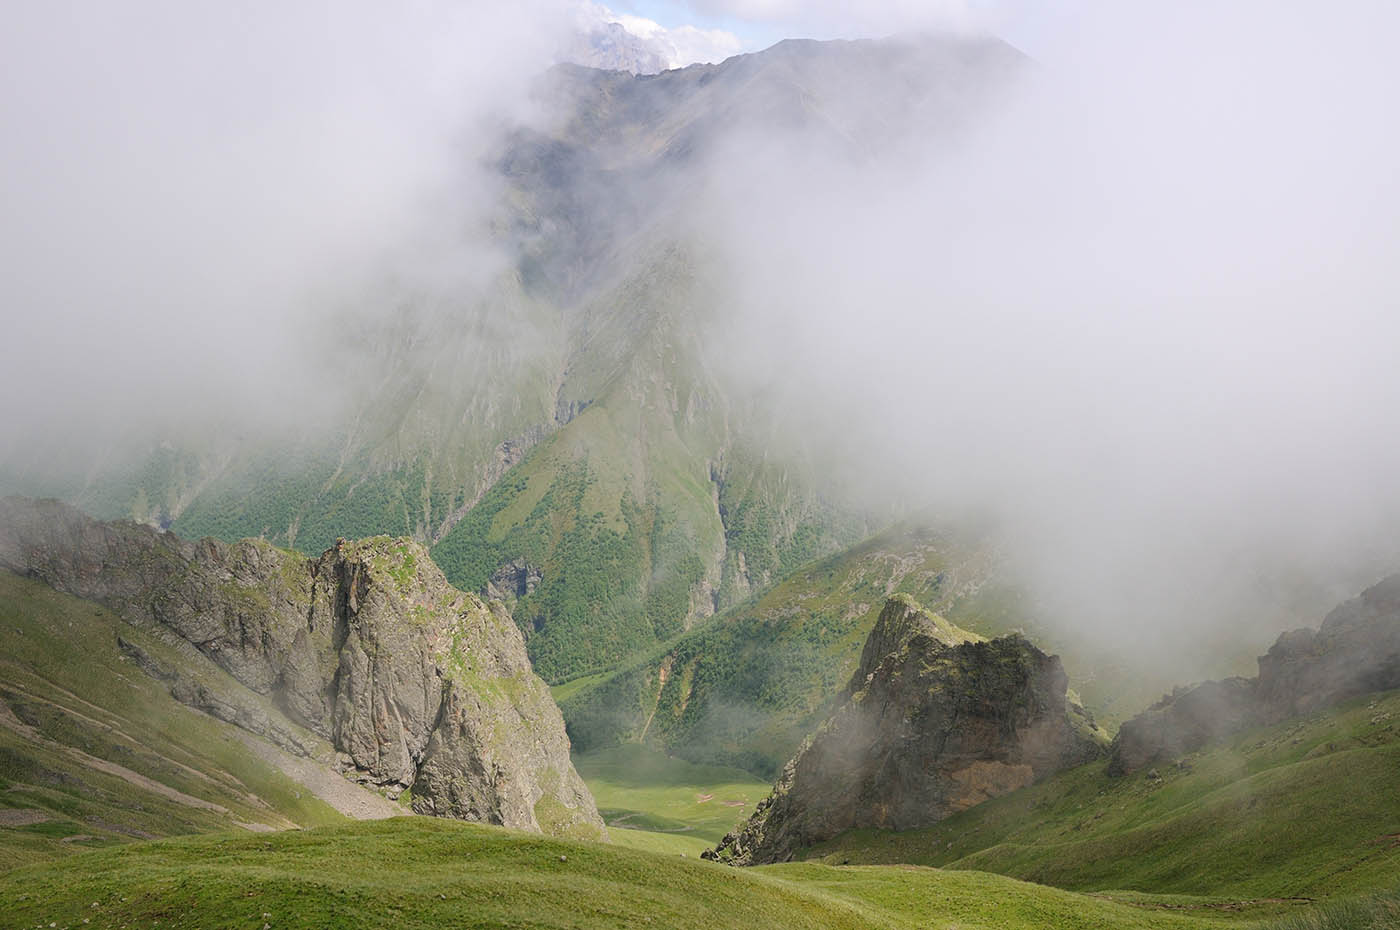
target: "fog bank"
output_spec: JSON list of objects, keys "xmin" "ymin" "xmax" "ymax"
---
[{"xmin": 698, "ymin": 0, "xmax": 1400, "ymax": 655}]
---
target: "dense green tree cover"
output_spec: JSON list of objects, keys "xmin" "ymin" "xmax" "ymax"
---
[{"xmin": 561, "ymin": 526, "xmax": 1000, "ymax": 777}]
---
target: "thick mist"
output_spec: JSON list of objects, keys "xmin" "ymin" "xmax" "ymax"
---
[
  {"xmin": 0, "ymin": 1, "xmax": 569, "ymax": 458},
  {"xmin": 697, "ymin": 1, "xmax": 1400, "ymax": 662}
]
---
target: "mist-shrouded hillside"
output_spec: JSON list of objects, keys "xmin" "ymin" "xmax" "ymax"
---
[
  {"xmin": 6, "ymin": 7, "xmax": 1399, "ymax": 705},
  {"xmin": 0, "ymin": 34, "xmax": 1026, "ymax": 682}
]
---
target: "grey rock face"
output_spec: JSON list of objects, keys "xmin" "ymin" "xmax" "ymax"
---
[
  {"xmin": 705, "ymin": 596, "xmax": 1104, "ymax": 865},
  {"xmin": 1108, "ymin": 678, "xmax": 1257, "ymax": 777},
  {"xmin": 1109, "ymin": 573, "xmax": 1400, "ymax": 775},
  {"xmin": 0, "ymin": 496, "xmax": 603, "ymax": 838},
  {"xmin": 486, "ymin": 558, "xmax": 542, "ymax": 601}
]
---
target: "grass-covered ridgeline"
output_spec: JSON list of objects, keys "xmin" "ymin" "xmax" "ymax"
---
[{"xmin": 0, "ymin": 817, "xmax": 1246, "ymax": 930}]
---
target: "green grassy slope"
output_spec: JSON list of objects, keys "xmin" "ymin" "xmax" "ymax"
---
[
  {"xmin": 0, "ymin": 571, "xmax": 358, "ymax": 870},
  {"xmin": 807, "ymin": 688, "xmax": 1400, "ymax": 901},
  {"xmin": 559, "ymin": 525, "xmax": 1011, "ymax": 776},
  {"xmin": 430, "ymin": 247, "xmax": 862, "ymax": 683},
  {"xmin": 573, "ymin": 744, "xmax": 768, "ymax": 845},
  {"xmin": 0, "ymin": 818, "xmax": 1242, "ymax": 930}
]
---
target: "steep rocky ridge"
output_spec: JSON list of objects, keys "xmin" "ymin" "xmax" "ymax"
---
[
  {"xmin": 704, "ymin": 596, "xmax": 1105, "ymax": 864},
  {"xmin": 1110, "ymin": 572, "xmax": 1400, "ymax": 775},
  {"xmin": 0, "ymin": 496, "xmax": 603, "ymax": 837}
]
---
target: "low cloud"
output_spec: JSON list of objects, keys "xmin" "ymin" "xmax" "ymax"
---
[
  {"xmin": 693, "ymin": 0, "xmax": 1400, "ymax": 660},
  {"xmin": 573, "ymin": 2, "xmax": 747, "ymax": 71},
  {"xmin": 685, "ymin": 0, "xmax": 983, "ymax": 37},
  {"xmin": 0, "ymin": 0, "xmax": 570, "ymax": 448}
]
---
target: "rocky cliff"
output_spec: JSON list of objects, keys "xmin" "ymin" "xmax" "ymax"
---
[
  {"xmin": 704, "ymin": 596, "xmax": 1105, "ymax": 864},
  {"xmin": 1110, "ymin": 573, "xmax": 1400, "ymax": 775},
  {"xmin": 0, "ymin": 496, "xmax": 603, "ymax": 838}
]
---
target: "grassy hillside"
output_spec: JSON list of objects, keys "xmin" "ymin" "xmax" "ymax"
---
[
  {"xmin": 0, "ymin": 571, "xmax": 393, "ymax": 871},
  {"xmin": 807, "ymin": 688, "xmax": 1400, "ymax": 901},
  {"xmin": 430, "ymin": 247, "xmax": 862, "ymax": 683},
  {"xmin": 559, "ymin": 525, "xmax": 1017, "ymax": 776},
  {"xmin": 0, "ymin": 817, "xmax": 1247, "ymax": 930}
]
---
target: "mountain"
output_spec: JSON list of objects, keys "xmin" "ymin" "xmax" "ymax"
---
[
  {"xmin": 558, "ymin": 523, "xmax": 1006, "ymax": 775},
  {"xmin": 0, "ymin": 497, "xmax": 603, "ymax": 839},
  {"xmin": 807, "ymin": 684, "xmax": 1400, "ymax": 904},
  {"xmin": 0, "ymin": 35, "xmax": 1027, "ymax": 685},
  {"xmin": 705, "ymin": 596, "xmax": 1105, "ymax": 864},
  {"xmin": 1109, "ymin": 572, "xmax": 1400, "ymax": 774}
]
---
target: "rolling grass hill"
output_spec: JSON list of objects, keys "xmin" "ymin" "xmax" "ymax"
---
[
  {"xmin": 0, "ymin": 817, "xmax": 1252, "ymax": 930},
  {"xmin": 806, "ymin": 687, "xmax": 1400, "ymax": 901}
]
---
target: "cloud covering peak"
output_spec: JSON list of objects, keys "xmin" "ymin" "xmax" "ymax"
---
[{"xmin": 569, "ymin": 2, "xmax": 746, "ymax": 72}]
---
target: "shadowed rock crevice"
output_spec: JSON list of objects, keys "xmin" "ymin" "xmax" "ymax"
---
[{"xmin": 0, "ymin": 496, "xmax": 603, "ymax": 838}]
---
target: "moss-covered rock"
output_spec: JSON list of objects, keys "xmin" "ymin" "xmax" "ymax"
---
[{"xmin": 705, "ymin": 596, "xmax": 1103, "ymax": 865}]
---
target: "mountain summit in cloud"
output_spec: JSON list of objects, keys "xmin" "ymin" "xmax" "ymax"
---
[{"xmin": 566, "ymin": 2, "xmax": 745, "ymax": 73}]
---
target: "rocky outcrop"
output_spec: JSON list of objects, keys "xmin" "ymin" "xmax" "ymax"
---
[
  {"xmin": 1109, "ymin": 573, "xmax": 1400, "ymax": 775},
  {"xmin": 1108, "ymin": 678, "xmax": 1257, "ymax": 776},
  {"xmin": 0, "ymin": 497, "xmax": 604, "ymax": 838},
  {"xmin": 486, "ymin": 557, "xmax": 542, "ymax": 601},
  {"xmin": 704, "ymin": 596, "xmax": 1105, "ymax": 865}
]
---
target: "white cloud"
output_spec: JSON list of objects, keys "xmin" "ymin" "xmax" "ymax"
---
[
  {"xmin": 686, "ymin": 0, "xmax": 981, "ymax": 37},
  {"xmin": 574, "ymin": 2, "xmax": 746, "ymax": 71},
  {"xmin": 0, "ymin": 0, "xmax": 573, "ymax": 440}
]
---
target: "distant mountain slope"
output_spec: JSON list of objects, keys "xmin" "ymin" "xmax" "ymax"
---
[
  {"xmin": 0, "ymin": 35, "xmax": 1026, "ymax": 683},
  {"xmin": 559, "ymin": 524, "xmax": 1006, "ymax": 774},
  {"xmin": 557, "ymin": 520, "xmax": 1272, "ymax": 778}
]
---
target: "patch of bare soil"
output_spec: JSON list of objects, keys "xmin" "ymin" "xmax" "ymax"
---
[
  {"xmin": 0, "ymin": 809, "xmax": 50, "ymax": 827},
  {"xmin": 231, "ymin": 731, "xmax": 402, "ymax": 820}
]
